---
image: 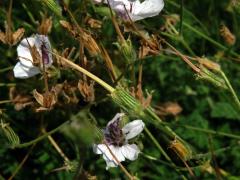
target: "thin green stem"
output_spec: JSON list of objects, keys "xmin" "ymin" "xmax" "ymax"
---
[
  {"xmin": 0, "ymin": 83, "xmax": 15, "ymax": 87},
  {"xmin": 220, "ymin": 71, "xmax": 240, "ymax": 111},
  {"xmin": 144, "ymin": 127, "xmax": 187, "ymax": 180},
  {"xmin": 162, "ymin": 122, "xmax": 240, "ymax": 140},
  {"xmin": 166, "ymin": 0, "xmax": 209, "ymax": 34},
  {"xmin": 0, "ymin": 66, "xmax": 13, "ymax": 73},
  {"xmin": 179, "ymin": 0, "xmax": 183, "ymax": 35},
  {"xmin": 42, "ymin": 128, "xmax": 70, "ymax": 163},
  {"xmin": 144, "ymin": 127, "xmax": 170, "ymax": 161},
  {"xmin": 8, "ymin": 144, "xmax": 36, "ymax": 180},
  {"xmin": 12, "ymin": 121, "xmax": 69, "ymax": 149},
  {"xmin": 183, "ymin": 22, "xmax": 240, "ymax": 57},
  {"xmin": 0, "ymin": 100, "xmax": 11, "ymax": 104}
]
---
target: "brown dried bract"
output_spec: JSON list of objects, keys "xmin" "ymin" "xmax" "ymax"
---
[
  {"xmin": 60, "ymin": 20, "xmax": 101, "ymax": 56},
  {"xmin": 33, "ymin": 89, "xmax": 57, "ymax": 112},
  {"xmin": 30, "ymin": 45, "xmax": 42, "ymax": 66},
  {"xmin": 155, "ymin": 102, "xmax": 182, "ymax": 117},
  {"xmin": 54, "ymin": 48, "xmax": 77, "ymax": 68},
  {"xmin": 0, "ymin": 0, "xmax": 25, "ymax": 46},
  {"xmin": 139, "ymin": 35, "xmax": 161, "ymax": 58},
  {"xmin": 38, "ymin": 16, "xmax": 52, "ymax": 35},
  {"xmin": 220, "ymin": 24, "xmax": 236, "ymax": 46},
  {"xmin": 0, "ymin": 26, "xmax": 25, "ymax": 46},
  {"xmin": 161, "ymin": 14, "xmax": 180, "ymax": 35},
  {"xmin": 85, "ymin": 17, "xmax": 102, "ymax": 29},
  {"xmin": 197, "ymin": 57, "xmax": 221, "ymax": 72},
  {"xmin": 52, "ymin": 81, "xmax": 79, "ymax": 104},
  {"xmin": 9, "ymin": 87, "xmax": 33, "ymax": 111},
  {"xmin": 78, "ymin": 80, "xmax": 95, "ymax": 102},
  {"xmin": 130, "ymin": 85, "xmax": 153, "ymax": 109}
]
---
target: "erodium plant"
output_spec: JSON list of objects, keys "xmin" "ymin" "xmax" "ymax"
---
[{"xmin": 1, "ymin": 0, "xmax": 240, "ymax": 179}]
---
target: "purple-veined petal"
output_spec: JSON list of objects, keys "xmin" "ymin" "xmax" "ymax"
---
[{"xmin": 35, "ymin": 34, "xmax": 53, "ymax": 66}]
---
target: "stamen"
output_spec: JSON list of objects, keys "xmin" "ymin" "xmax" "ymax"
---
[{"xmin": 41, "ymin": 42, "xmax": 49, "ymax": 64}]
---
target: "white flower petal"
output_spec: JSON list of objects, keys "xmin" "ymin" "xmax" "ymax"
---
[
  {"xmin": 13, "ymin": 62, "xmax": 40, "ymax": 79},
  {"xmin": 17, "ymin": 37, "xmax": 35, "ymax": 68},
  {"xmin": 131, "ymin": 0, "xmax": 164, "ymax": 21},
  {"xmin": 93, "ymin": 144, "xmax": 125, "ymax": 169},
  {"xmin": 93, "ymin": 144, "xmax": 107, "ymax": 154},
  {"xmin": 98, "ymin": 0, "xmax": 164, "ymax": 21},
  {"xmin": 122, "ymin": 119, "xmax": 145, "ymax": 140},
  {"xmin": 121, "ymin": 144, "xmax": 140, "ymax": 160},
  {"xmin": 93, "ymin": 144, "xmax": 126, "ymax": 169}
]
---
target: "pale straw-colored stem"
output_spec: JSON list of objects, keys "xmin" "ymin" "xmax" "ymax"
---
[{"xmin": 52, "ymin": 52, "xmax": 115, "ymax": 93}]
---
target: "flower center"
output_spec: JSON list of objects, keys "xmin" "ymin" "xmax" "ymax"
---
[
  {"xmin": 104, "ymin": 118, "xmax": 125, "ymax": 146},
  {"xmin": 41, "ymin": 43, "xmax": 50, "ymax": 64}
]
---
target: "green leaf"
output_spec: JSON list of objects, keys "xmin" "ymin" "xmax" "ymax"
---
[{"xmin": 211, "ymin": 102, "xmax": 240, "ymax": 120}]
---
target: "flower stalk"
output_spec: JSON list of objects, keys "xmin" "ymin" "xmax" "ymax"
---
[
  {"xmin": 54, "ymin": 53, "xmax": 194, "ymax": 163},
  {"xmin": 103, "ymin": 141, "xmax": 134, "ymax": 180}
]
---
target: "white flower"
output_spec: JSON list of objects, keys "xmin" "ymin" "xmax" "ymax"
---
[
  {"xmin": 13, "ymin": 34, "xmax": 53, "ymax": 79},
  {"xmin": 93, "ymin": 113, "xmax": 145, "ymax": 169},
  {"xmin": 94, "ymin": 0, "xmax": 164, "ymax": 21}
]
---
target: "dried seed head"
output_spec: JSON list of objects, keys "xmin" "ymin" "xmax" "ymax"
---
[
  {"xmin": 78, "ymin": 80, "xmax": 95, "ymax": 102},
  {"xmin": 220, "ymin": 25, "xmax": 236, "ymax": 46},
  {"xmin": 61, "ymin": 81, "xmax": 79, "ymax": 104},
  {"xmin": 9, "ymin": 87, "xmax": 33, "ymax": 111},
  {"xmin": 155, "ymin": 102, "xmax": 182, "ymax": 117},
  {"xmin": 60, "ymin": 20, "xmax": 101, "ymax": 56},
  {"xmin": 33, "ymin": 89, "xmax": 57, "ymax": 111},
  {"xmin": 30, "ymin": 45, "xmax": 42, "ymax": 66},
  {"xmin": 139, "ymin": 35, "xmax": 161, "ymax": 58},
  {"xmin": 12, "ymin": 28, "xmax": 25, "ymax": 44},
  {"xmin": 85, "ymin": 17, "xmax": 102, "ymax": 29},
  {"xmin": 197, "ymin": 57, "xmax": 221, "ymax": 72},
  {"xmin": 130, "ymin": 86, "xmax": 153, "ymax": 109},
  {"xmin": 0, "ymin": 28, "xmax": 25, "ymax": 46},
  {"xmin": 168, "ymin": 138, "xmax": 191, "ymax": 161},
  {"xmin": 82, "ymin": 32, "xmax": 101, "ymax": 56},
  {"xmin": 60, "ymin": 20, "xmax": 77, "ymax": 37},
  {"xmin": 161, "ymin": 14, "xmax": 180, "ymax": 35},
  {"xmin": 38, "ymin": 16, "xmax": 53, "ymax": 35}
]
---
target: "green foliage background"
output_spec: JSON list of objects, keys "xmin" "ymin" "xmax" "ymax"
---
[{"xmin": 1, "ymin": 0, "xmax": 240, "ymax": 179}]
